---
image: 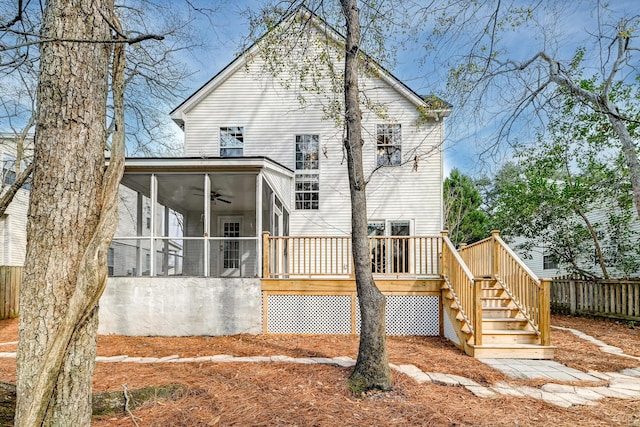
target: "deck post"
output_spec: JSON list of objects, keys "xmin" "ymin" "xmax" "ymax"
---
[
  {"xmin": 539, "ymin": 279, "xmax": 551, "ymax": 346},
  {"xmin": 491, "ymin": 230, "xmax": 500, "ymax": 278},
  {"xmin": 262, "ymin": 231, "xmax": 270, "ymax": 279},
  {"xmin": 473, "ymin": 279, "xmax": 483, "ymax": 346},
  {"xmin": 440, "ymin": 231, "xmax": 449, "ymax": 277}
]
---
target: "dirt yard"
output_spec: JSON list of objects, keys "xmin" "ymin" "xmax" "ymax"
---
[{"xmin": 0, "ymin": 314, "xmax": 639, "ymax": 426}]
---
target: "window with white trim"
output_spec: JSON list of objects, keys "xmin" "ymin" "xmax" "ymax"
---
[
  {"xmin": 220, "ymin": 127, "xmax": 244, "ymax": 157},
  {"xmin": 2, "ymin": 154, "xmax": 16, "ymax": 185},
  {"xmin": 376, "ymin": 124, "xmax": 401, "ymax": 166},
  {"xmin": 295, "ymin": 134, "xmax": 320, "ymax": 210},
  {"xmin": 543, "ymin": 253, "xmax": 558, "ymax": 270}
]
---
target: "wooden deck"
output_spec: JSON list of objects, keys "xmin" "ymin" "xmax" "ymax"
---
[{"xmin": 261, "ymin": 232, "xmax": 554, "ymax": 359}]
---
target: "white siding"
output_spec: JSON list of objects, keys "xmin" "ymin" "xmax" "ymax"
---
[
  {"xmin": 0, "ymin": 138, "xmax": 31, "ymax": 266},
  {"xmin": 262, "ymin": 167, "xmax": 293, "ymax": 214},
  {"xmin": 178, "ymin": 26, "xmax": 445, "ymax": 238},
  {"xmin": 509, "ymin": 205, "xmax": 640, "ymax": 279}
]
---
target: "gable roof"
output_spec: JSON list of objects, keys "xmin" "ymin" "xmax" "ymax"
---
[{"xmin": 170, "ymin": 7, "xmax": 451, "ymax": 127}]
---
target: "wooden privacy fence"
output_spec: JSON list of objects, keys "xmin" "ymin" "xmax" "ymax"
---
[
  {"xmin": 0, "ymin": 266, "xmax": 21, "ymax": 319},
  {"xmin": 551, "ymin": 275, "xmax": 640, "ymax": 321}
]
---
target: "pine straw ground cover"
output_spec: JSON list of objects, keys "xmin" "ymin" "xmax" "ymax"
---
[{"xmin": 0, "ymin": 314, "xmax": 638, "ymax": 426}]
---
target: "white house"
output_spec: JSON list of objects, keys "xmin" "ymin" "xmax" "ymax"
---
[
  {"xmin": 101, "ymin": 8, "xmax": 448, "ymax": 335},
  {"xmin": 99, "ymin": 9, "xmax": 553, "ymax": 360},
  {"xmin": 0, "ymin": 134, "xmax": 31, "ymax": 266}
]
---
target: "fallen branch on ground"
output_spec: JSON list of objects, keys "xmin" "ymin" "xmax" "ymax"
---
[{"xmin": 0, "ymin": 382, "xmax": 187, "ymax": 424}]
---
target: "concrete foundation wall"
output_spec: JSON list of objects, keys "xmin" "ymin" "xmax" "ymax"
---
[{"xmin": 99, "ymin": 277, "xmax": 262, "ymax": 336}]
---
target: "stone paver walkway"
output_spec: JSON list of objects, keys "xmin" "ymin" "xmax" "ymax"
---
[
  {"xmin": 552, "ymin": 325, "xmax": 640, "ymax": 361},
  {"xmin": 1, "ymin": 327, "xmax": 639, "ymax": 408},
  {"xmin": 478, "ymin": 358, "xmax": 602, "ymax": 381}
]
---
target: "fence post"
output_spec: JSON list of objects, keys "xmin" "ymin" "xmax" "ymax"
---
[
  {"xmin": 569, "ymin": 277, "xmax": 577, "ymax": 315},
  {"xmin": 0, "ymin": 266, "xmax": 21, "ymax": 320},
  {"xmin": 539, "ymin": 279, "xmax": 551, "ymax": 346},
  {"xmin": 262, "ymin": 232, "xmax": 270, "ymax": 279}
]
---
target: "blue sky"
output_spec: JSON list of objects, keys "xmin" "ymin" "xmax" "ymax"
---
[{"xmin": 172, "ymin": 0, "xmax": 639, "ymax": 179}]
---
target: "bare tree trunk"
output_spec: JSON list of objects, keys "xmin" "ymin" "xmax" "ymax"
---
[
  {"xmin": 605, "ymin": 108, "xmax": 640, "ymax": 220},
  {"xmin": 340, "ymin": 0, "xmax": 391, "ymax": 394},
  {"xmin": 15, "ymin": 0, "xmax": 125, "ymax": 425},
  {"xmin": 574, "ymin": 207, "xmax": 609, "ymax": 279}
]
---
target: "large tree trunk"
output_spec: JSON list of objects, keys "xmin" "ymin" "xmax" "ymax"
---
[
  {"xmin": 15, "ymin": 0, "xmax": 121, "ymax": 425},
  {"xmin": 340, "ymin": 0, "xmax": 392, "ymax": 394},
  {"xmin": 605, "ymin": 106, "xmax": 640, "ymax": 220}
]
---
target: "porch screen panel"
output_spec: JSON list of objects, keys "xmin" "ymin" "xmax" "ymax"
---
[
  {"xmin": 262, "ymin": 179, "xmax": 273, "ymax": 233},
  {"xmin": 111, "ymin": 177, "xmax": 153, "ymax": 276},
  {"xmin": 155, "ymin": 174, "xmax": 205, "ymax": 276},
  {"xmin": 109, "ymin": 238, "xmax": 151, "ymax": 277}
]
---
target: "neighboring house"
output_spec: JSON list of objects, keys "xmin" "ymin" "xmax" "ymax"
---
[
  {"xmin": 507, "ymin": 205, "xmax": 640, "ymax": 279},
  {"xmin": 100, "ymin": 9, "xmax": 553, "ymax": 359},
  {"xmin": 0, "ymin": 134, "xmax": 31, "ymax": 266}
]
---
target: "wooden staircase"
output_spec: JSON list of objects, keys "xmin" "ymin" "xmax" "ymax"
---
[
  {"xmin": 441, "ymin": 231, "xmax": 554, "ymax": 359},
  {"xmin": 442, "ymin": 279, "xmax": 554, "ymax": 359}
]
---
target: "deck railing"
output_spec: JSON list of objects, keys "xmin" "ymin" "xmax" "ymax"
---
[
  {"xmin": 441, "ymin": 232, "xmax": 480, "ymax": 344},
  {"xmin": 262, "ymin": 233, "xmax": 441, "ymax": 279},
  {"xmin": 457, "ymin": 230, "xmax": 550, "ymax": 345}
]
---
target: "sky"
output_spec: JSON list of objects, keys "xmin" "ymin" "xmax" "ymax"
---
[{"xmin": 161, "ymin": 0, "xmax": 639, "ymax": 179}]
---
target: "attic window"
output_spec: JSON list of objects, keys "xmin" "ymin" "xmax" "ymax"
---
[
  {"xmin": 376, "ymin": 124, "xmax": 401, "ymax": 166},
  {"xmin": 220, "ymin": 127, "xmax": 244, "ymax": 157}
]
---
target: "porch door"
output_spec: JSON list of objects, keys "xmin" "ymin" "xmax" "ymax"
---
[
  {"xmin": 219, "ymin": 217, "xmax": 242, "ymax": 277},
  {"xmin": 368, "ymin": 220, "xmax": 411, "ymax": 274},
  {"xmin": 389, "ymin": 221, "xmax": 410, "ymax": 274}
]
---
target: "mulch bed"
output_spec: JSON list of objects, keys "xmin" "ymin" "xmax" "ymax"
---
[{"xmin": 0, "ymin": 314, "xmax": 639, "ymax": 426}]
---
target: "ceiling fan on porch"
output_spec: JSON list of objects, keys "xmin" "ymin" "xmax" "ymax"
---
[
  {"xmin": 190, "ymin": 187, "xmax": 232, "ymax": 204},
  {"xmin": 211, "ymin": 191, "xmax": 232, "ymax": 204}
]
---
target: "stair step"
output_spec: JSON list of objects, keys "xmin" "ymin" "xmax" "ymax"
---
[
  {"xmin": 481, "ymin": 330, "xmax": 539, "ymax": 345},
  {"xmin": 482, "ymin": 318, "xmax": 531, "ymax": 331},
  {"xmin": 482, "ymin": 307, "xmax": 522, "ymax": 318},
  {"xmin": 470, "ymin": 344, "xmax": 555, "ymax": 359},
  {"xmin": 481, "ymin": 296, "xmax": 513, "ymax": 308},
  {"xmin": 481, "ymin": 289, "xmax": 507, "ymax": 297}
]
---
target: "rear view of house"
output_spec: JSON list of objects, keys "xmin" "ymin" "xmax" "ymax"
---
[{"xmin": 100, "ymin": 9, "xmax": 553, "ymax": 359}]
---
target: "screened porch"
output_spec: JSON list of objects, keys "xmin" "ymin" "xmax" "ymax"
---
[{"xmin": 108, "ymin": 158, "xmax": 292, "ymax": 278}]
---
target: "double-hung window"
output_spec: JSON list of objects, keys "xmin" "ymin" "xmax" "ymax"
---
[
  {"xmin": 376, "ymin": 124, "xmax": 401, "ymax": 166},
  {"xmin": 295, "ymin": 134, "xmax": 319, "ymax": 210},
  {"xmin": 543, "ymin": 253, "xmax": 558, "ymax": 270},
  {"xmin": 2, "ymin": 154, "xmax": 16, "ymax": 186},
  {"xmin": 220, "ymin": 127, "xmax": 244, "ymax": 157}
]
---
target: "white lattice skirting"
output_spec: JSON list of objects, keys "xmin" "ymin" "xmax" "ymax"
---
[{"xmin": 265, "ymin": 294, "xmax": 440, "ymax": 335}]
